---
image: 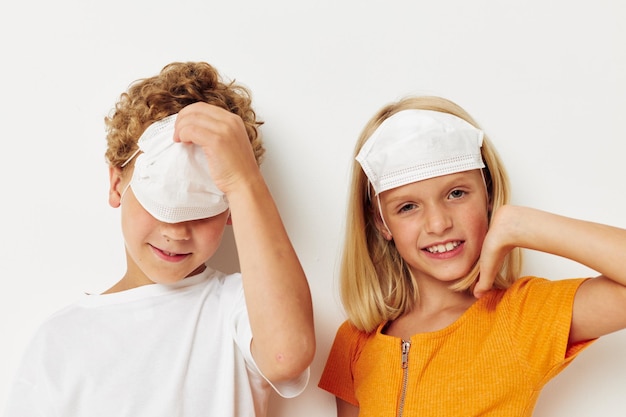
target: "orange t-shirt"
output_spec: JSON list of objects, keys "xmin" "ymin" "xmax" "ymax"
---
[{"xmin": 319, "ymin": 277, "xmax": 594, "ymax": 417}]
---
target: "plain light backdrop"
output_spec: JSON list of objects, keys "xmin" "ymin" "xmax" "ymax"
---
[{"xmin": 1, "ymin": 1, "xmax": 625, "ymax": 416}]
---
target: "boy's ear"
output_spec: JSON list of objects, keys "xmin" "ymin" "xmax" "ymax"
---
[
  {"xmin": 226, "ymin": 214, "xmax": 232, "ymax": 225},
  {"xmin": 108, "ymin": 166, "xmax": 125, "ymax": 208}
]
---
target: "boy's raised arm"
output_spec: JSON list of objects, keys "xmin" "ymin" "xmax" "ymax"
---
[{"xmin": 174, "ymin": 102, "xmax": 315, "ymax": 382}]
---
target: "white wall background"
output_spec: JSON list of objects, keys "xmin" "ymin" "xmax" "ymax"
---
[{"xmin": 1, "ymin": 1, "xmax": 625, "ymax": 416}]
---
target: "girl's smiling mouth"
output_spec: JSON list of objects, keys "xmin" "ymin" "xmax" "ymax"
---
[{"xmin": 424, "ymin": 240, "xmax": 462, "ymax": 254}]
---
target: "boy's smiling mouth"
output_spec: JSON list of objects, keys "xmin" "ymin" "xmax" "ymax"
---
[{"xmin": 150, "ymin": 244, "xmax": 190, "ymax": 260}]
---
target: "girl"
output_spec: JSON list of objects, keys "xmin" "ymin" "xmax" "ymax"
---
[{"xmin": 318, "ymin": 96, "xmax": 626, "ymax": 416}]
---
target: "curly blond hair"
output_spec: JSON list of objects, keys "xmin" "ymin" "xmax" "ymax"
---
[
  {"xmin": 340, "ymin": 96, "xmax": 522, "ymax": 332},
  {"xmin": 104, "ymin": 61, "xmax": 264, "ymax": 169}
]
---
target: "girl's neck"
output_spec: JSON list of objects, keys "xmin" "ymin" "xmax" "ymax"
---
[{"xmin": 384, "ymin": 288, "xmax": 476, "ymax": 339}]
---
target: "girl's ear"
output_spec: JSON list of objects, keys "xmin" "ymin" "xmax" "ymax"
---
[
  {"xmin": 108, "ymin": 166, "xmax": 125, "ymax": 208},
  {"xmin": 372, "ymin": 208, "xmax": 393, "ymax": 241}
]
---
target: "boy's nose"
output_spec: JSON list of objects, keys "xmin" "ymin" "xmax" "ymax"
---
[{"xmin": 160, "ymin": 222, "xmax": 191, "ymax": 241}]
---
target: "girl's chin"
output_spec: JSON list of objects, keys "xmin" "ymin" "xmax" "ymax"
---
[{"xmin": 411, "ymin": 268, "xmax": 476, "ymax": 284}]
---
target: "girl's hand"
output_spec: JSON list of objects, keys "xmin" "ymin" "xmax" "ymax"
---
[
  {"xmin": 476, "ymin": 204, "xmax": 626, "ymax": 343},
  {"xmin": 473, "ymin": 205, "xmax": 519, "ymax": 298}
]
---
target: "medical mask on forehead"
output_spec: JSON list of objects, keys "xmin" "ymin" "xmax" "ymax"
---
[
  {"xmin": 356, "ymin": 109, "xmax": 485, "ymax": 196},
  {"xmin": 121, "ymin": 113, "xmax": 228, "ymax": 223}
]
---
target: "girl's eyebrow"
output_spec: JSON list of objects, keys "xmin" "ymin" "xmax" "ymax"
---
[
  {"xmin": 383, "ymin": 173, "xmax": 482, "ymax": 204},
  {"xmin": 385, "ymin": 194, "xmax": 414, "ymax": 204}
]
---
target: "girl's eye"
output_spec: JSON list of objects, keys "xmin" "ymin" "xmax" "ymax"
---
[
  {"xmin": 449, "ymin": 189, "xmax": 466, "ymax": 199},
  {"xmin": 399, "ymin": 203, "xmax": 417, "ymax": 213}
]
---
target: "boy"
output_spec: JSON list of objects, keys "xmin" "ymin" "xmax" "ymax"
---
[{"xmin": 4, "ymin": 61, "xmax": 315, "ymax": 417}]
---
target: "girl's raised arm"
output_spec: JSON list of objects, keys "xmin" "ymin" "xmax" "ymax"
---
[{"xmin": 476, "ymin": 204, "xmax": 626, "ymax": 343}]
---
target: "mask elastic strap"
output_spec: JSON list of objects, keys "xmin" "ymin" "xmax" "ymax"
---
[
  {"xmin": 121, "ymin": 149, "xmax": 141, "ymax": 168},
  {"xmin": 376, "ymin": 193, "xmax": 392, "ymax": 238},
  {"xmin": 480, "ymin": 168, "xmax": 489, "ymax": 206},
  {"xmin": 120, "ymin": 182, "xmax": 131, "ymax": 203},
  {"xmin": 367, "ymin": 179, "xmax": 393, "ymax": 238},
  {"xmin": 119, "ymin": 149, "xmax": 141, "ymax": 203}
]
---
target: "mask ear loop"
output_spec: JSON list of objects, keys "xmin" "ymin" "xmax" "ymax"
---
[
  {"xmin": 376, "ymin": 193, "xmax": 393, "ymax": 238},
  {"xmin": 120, "ymin": 182, "xmax": 132, "ymax": 202},
  {"xmin": 367, "ymin": 180, "xmax": 393, "ymax": 238},
  {"xmin": 121, "ymin": 148, "xmax": 141, "ymax": 168},
  {"xmin": 119, "ymin": 149, "xmax": 141, "ymax": 202},
  {"xmin": 479, "ymin": 166, "xmax": 490, "ymax": 208}
]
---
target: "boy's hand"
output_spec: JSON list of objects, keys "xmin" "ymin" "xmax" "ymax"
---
[{"xmin": 173, "ymin": 102, "xmax": 261, "ymax": 195}]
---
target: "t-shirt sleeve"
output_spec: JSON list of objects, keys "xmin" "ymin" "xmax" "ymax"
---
[
  {"xmin": 502, "ymin": 277, "xmax": 595, "ymax": 383},
  {"xmin": 318, "ymin": 320, "xmax": 362, "ymax": 406},
  {"xmin": 3, "ymin": 330, "xmax": 53, "ymax": 417},
  {"xmin": 3, "ymin": 376, "xmax": 46, "ymax": 417}
]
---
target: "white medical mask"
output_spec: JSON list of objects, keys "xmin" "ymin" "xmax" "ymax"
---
[
  {"xmin": 356, "ymin": 109, "xmax": 485, "ymax": 196},
  {"xmin": 121, "ymin": 114, "xmax": 228, "ymax": 223}
]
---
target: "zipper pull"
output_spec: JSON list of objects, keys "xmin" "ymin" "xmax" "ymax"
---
[{"xmin": 401, "ymin": 340, "xmax": 410, "ymax": 369}]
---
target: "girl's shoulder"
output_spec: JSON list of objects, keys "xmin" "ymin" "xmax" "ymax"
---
[
  {"xmin": 484, "ymin": 276, "xmax": 589, "ymax": 318},
  {"xmin": 504, "ymin": 276, "xmax": 587, "ymax": 299},
  {"xmin": 333, "ymin": 320, "xmax": 375, "ymax": 350}
]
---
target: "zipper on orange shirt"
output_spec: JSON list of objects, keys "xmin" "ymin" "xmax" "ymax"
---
[{"xmin": 398, "ymin": 340, "xmax": 411, "ymax": 417}]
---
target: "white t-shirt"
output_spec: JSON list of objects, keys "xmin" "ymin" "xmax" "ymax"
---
[{"xmin": 3, "ymin": 267, "xmax": 309, "ymax": 417}]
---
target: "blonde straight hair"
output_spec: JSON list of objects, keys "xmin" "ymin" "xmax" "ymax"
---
[{"xmin": 340, "ymin": 96, "xmax": 522, "ymax": 333}]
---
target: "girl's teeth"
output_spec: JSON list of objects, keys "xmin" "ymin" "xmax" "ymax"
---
[{"xmin": 427, "ymin": 241, "xmax": 460, "ymax": 253}]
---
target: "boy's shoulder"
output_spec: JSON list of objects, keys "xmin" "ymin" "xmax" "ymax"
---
[
  {"xmin": 33, "ymin": 268, "xmax": 244, "ymax": 336},
  {"xmin": 22, "ymin": 269, "xmax": 247, "ymax": 358}
]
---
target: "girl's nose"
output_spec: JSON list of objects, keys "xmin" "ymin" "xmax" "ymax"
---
[
  {"xmin": 160, "ymin": 222, "xmax": 191, "ymax": 241},
  {"xmin": 423, "ymin": 205, "xmax": 453, "ymax": 235}
]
